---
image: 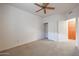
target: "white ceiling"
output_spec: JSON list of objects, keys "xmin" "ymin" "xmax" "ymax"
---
[{"xmin": 8, "ymin": 3, "xmax": 79, "ymax": 18}]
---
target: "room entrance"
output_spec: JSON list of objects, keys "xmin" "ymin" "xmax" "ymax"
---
[
  {"xmin": 44, "ymin": 23, "xmax": 48, "ymax": 39},
  {"xmin": 68, "ymin": 18, "xmax": 76, "ymax": 41}
]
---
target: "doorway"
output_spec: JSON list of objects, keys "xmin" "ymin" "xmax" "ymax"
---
[
  {"xmin": 68, "ymin": 18, "xmax": 76, "ymax": 41},
  {"xmin": 44, "ymin": 23, "xmax": 48, "ymax": 39}
]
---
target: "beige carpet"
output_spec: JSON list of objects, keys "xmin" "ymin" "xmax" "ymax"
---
[{"xmin": 0, "ymin": 39, "xmax": 79, "ymax": 56}]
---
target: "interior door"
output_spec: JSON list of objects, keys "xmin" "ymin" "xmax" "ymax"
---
[{"xmin": 68, "ymin": 18, "xmax": 76, "ymax": 40}]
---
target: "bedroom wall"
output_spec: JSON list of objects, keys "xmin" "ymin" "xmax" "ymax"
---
[
  {"xmin": 58, "ymin": 15, "xmax": 68, "ymax": 42},
  {"xmin": 42, "ymin": 14, "xmax": 65, "ymax": 41},
  {"xmin": 0, "ymin": 4, "xmax": 43, "ymax": 51}
]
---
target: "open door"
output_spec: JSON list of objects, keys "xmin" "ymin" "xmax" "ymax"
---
[
  {"xmin": 44, "ymin": 23, "xmax": 48, "ymax": 39},
  {"xmin": 68, "ymin": 18, "xmax": 76, "ymax": 40}
]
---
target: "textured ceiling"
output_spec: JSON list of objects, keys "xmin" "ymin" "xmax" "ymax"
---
[{"xmin": 8, "ymin": 3, "xmax": 79, "ymax": 18}]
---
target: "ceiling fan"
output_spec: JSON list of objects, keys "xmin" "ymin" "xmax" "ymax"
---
[{"xmin": 34, "ymin": 3, "xmax": 55, "ymax": 14}]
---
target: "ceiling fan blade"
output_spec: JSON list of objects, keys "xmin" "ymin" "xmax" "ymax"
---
[
  {"xmin": 36, "ymin": 8, "xmax": 43, "ymax": 12},
  {"xmin": 42, "ymin": 3, "xmax": 49, "ymax": 7},
  {"xmin": 45, "ymin": 3, "xmax": 49, "ymax": 7},
  {"xmin": 46, "ymin": 7, "xmax": 55, "ymax": 9},
  {"xmin": 34, "ymin": 3, "xmax": 42, "ymax": 7},
  {"xmin": 44, "ymin": 9, "xmax": 46, "ymax": 14}
]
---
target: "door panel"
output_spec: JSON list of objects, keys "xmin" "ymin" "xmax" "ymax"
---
[{"xmin": 68, "ymin": 18, "xmax": 76, "ymax": 40}]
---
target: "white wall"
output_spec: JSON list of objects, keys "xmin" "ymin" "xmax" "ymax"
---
[
  {"xmin": 0, "ymin": 4, "xmax": 42, "ymax": 51},
  {"xmin": 43, "ymin": 14, "xmax": 65, "ymax": 41},
  {"xmin": 58, "ymin": 15, "xmax": 68, "ymax": 42}
]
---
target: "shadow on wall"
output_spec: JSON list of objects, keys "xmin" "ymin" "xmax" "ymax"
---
[{"xmin": 48, "ymin": 32, "xmax": 58, "ymax": 41}]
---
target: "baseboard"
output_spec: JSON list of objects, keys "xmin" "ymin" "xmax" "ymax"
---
[{"xmin": 0, "ymin": 39, "xmax": 40, "ymax": 53}]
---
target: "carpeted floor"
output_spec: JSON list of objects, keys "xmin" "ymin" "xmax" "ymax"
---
[{"xmin": 0, "ymin": 39, "xmax": 79, "ymax": 56}]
